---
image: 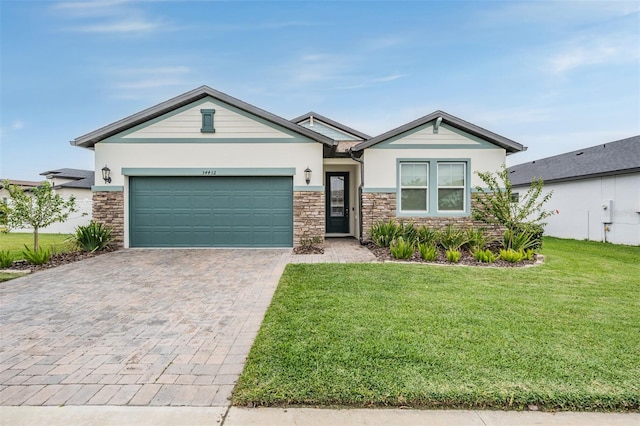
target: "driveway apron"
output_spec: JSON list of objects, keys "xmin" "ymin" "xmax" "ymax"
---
[{"xmin": 0, "ymin": 249, "xmax": 289, "ymax": 407}]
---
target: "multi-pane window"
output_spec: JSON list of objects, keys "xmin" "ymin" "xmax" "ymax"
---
[
  {"xmin": 437, "ymin": 162, "xmax": 466, "ymax": 212},
  {"xmin": 400, "ymin": 163, "xmax": 429, "ymax": 212}
]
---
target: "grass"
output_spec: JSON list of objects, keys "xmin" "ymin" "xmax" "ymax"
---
[
  {"xmin": 0, "ymin": 272, "xmax": 27, "ymax": 282},
  {"xmin": 0, "ymin": 232, "xmax": 74, "ymax": 260},
  {"xmin": 233, "ymin": 238, "xmax": 640, "ymax": 411}
]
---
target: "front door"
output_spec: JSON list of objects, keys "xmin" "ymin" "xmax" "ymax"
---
[{"xmin": 326, "ymin": 172, "xmax": 349, "ymax": 234}]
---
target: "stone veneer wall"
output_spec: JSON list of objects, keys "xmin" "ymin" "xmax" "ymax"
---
[
  {"xmin": 362, "ymin": 192, "xmax": 504, "ymax": 241},
  {"xmin": 293, "ymin": 191, "xmax": 325, "ymax": 247},
  {"xmin": 93, "ymin": 191, "xmax": 125, "ymax": 248}
]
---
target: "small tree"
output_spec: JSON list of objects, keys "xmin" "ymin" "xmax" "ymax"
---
[
  {"xmin": 4, "ymin": 180, "xmax": 77, "ymax": 251},
  {"xmin": 472, "ymin": 165, "xmax": 553, "ymax": 232}
]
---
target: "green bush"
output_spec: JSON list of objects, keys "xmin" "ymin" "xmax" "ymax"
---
[
  {"xmin": 517, "ymin": 223, "xmax": 544, "ymax": 249},
  {"xmin": 73, "ymin": 222, "xmax": 113, "ymax": 253},
  {"xmin": 499, "ymin": 248, "xmax": 524, "ymax": 263},
  {"xmin": 523, "ymin": 248, "xmax": 535, "ymax": 261},
  {"xmin": 418, "ymin": 243, "xmax": 438, "ymax": 261},
  {"xmin": 503, "ymin": 228, "xmax": 538, "ymax": 252},
  {"xmin": 466, "ymin": 227, "xmax": 491, "ymax": 252},
  {"xmin": 370, "ymin": 219, "xmax": 401, "ymax": 247},
  {"xmin": 398, "ymin": 221, "xmax": 418, "ymax": 244},
  {"xmin": 416, "ymin": 226, "xmax": 440, "ymax": 246},
  {"xmin": 390, "ymin": 237, "xmax": 415, "ymax": 260},
  {"xmin": 473, "ymin": 248, "xmax": 497, "ymax": 263},
  {"xmin": 0, "ymin": 250, "xmax": 14, "ymax": 269},
  {"xmin": 440, "ymin": 225, "xmax": 468, "ymax": 251},
  {"xmin": 445, "ymin": 249, "xmax": 461, "ymax": 263},
  {"xmin": 22, "ymin": 246, "xmax": 51, "ymax": 265}
]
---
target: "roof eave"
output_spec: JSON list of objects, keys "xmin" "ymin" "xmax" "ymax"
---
[
  {"xmin": 71, "ymin": 86, "xmax": 335, "ymax": 148},
  {"xmin": 292, "ymin": 111, "xmax": 372, "ymax": 140},
  {"xmin": 352, "ymin": 111, "xmax": 525, "ymax": 153},
  {"xmin": 511, "ymin": 167, "xmax": 640, "ymax": 187}
]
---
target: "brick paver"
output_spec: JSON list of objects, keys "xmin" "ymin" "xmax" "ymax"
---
[
  {"xmin": 0, "ymin": 249, "xmax": 289, "ymax": 406},
  {"xmin": 1, "ymin": 238, "xmax": 375, "ymax": 407}
]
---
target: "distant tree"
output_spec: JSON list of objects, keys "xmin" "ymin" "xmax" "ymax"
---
[
  {"xmin": 472, "ymin": 165, "xmax": 554, "ymax": 231},
  {"xmin": 4, "ymin": 180, "xmax": 77, "ymax": 250}
]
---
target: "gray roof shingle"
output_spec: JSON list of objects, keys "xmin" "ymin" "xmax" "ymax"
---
[{"xmin": 508, "ymin": 135, "xmax": 640, "ymax": 186}]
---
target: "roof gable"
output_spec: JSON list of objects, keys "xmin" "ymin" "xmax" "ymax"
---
[
  {"xmin": 508, "ymin": 135, "xmax": 640, "ymax": 186},
  {"xmin": 292, "ymin": 112, "xmax": 371, "ymax": 141},
  {"xmin": 72, "ymin": 86, "xmax": 335, "ymax": 148},
  {"xmin": 353, "ymin": 110, "xmax": 525, "ymax": 153}
]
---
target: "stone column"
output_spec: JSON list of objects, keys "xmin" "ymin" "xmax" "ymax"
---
[
  {"xmin": 293, "ymin": 191, "xmax": 325, "ymax": 247},
  {"xmin": 92, "ymin": 191, "xmax": 124, "ymax": 248}
]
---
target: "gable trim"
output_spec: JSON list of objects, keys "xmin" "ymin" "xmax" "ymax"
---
[
  {"xmin": 72, "ymin": 86, "xmax": 335, "ymax": 148},
  {"xmin": 292, "ymin": 111, "xmax": 371, "ymax": 140},
  {"xmin": 354, "ymin": 110, "xmax": 525, "ymax": 153}
]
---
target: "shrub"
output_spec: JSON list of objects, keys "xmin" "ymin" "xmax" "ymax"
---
[
  {"xmin": 22, "ymin": 246, "xmax": 51, "ymax": 265},
  {"xmin": 0, "ymin": 250, "xmax": 14, "ymax": 269},
  {"xmin": 416, "ymin": 226, "xmax": 440, "ymax": 246},
  {"xmin": 503, "ymin": 228, "xmax": 538, "ymax": 252},
  {"xmin": 517, "ymin": 223, "xmax": 544, "ymax": 249},
  {"xmin": 499, "ymin": 248, "xmax": 524, "ymax": 263},
  {"xmin": 523, "ymin": 248, "xmax": 535, "ymax": 261},
  {"xmin": 473, "ymin": 248, "xmax": 497, "ymax": 263},
  {"xmin": 73, "ymin": 222, "xmax": 113, "ymax": 253},
  {"xmin": 390, "ymin": 237, "xmax": 415, "ymax": 260},
  {"xmin": 466, "ymin": 227, "xmax": 491, "ymax": 251},
  {"xmin": 370, "ymin": 219, "xmax": 401, "ymax": 247},
  {"xmin": 418, "ymin": 243, "xmax": 438, "ymax": 261},
  {"xmin": 398, "ymin": 221, "xmax": 418, "ymax": 244},
  {"xmin": 440, "ymin": 225, "xmax": 468, "ymax": 251},
  {"xmin": 445, "ymin": 249, "xmax": 461, "ymax": 263},
  {"xmin": 299, "ymin": 233, "xmax": 323, "ymax": 250}
]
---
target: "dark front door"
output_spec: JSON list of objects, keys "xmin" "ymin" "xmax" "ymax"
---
[{"xmin": 325, "ymin": 172, "xmax": 349, "ymax": 234}]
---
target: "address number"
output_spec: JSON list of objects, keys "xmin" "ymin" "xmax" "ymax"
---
[{"xmin": 202, "ymin": 170, "xmax": 217, "ymax": 176}]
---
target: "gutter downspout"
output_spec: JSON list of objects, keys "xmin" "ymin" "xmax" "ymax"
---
[{"xmin": 349, "ymin": 148, "xmax": 365, "ymax": 244}]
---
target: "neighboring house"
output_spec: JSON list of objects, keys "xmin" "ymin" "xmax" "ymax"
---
[
  {"xmin": 37, "ymin": 168, "xmax": 94, "ymax": 233},
  {"xmin": 71, "ymin": 85, "xmax": 525, "ymax": 248},
  {"xmin": 0, "ymin": 179, "xmax": 42, "ymax": 204},
  {"xmin": 508, "ymin": 136, "xmax": 640, "ymax": 246}
]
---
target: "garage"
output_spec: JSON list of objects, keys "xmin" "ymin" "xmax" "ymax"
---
[{"xmin": 129, "ymin": 176, "xmax": 293, "ymax": 247}]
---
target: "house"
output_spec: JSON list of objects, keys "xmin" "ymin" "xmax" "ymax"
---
[
  {"xmin": 71, "ymin": 85, "xmax": 525, "ymax": 248},
  {"xmin": 0, "ymin": 179, "xmax": 42, "ymax": 204},
  {"xmin": 508, "ymin": 136, "xmax": 640, "ymax": 245},
  {"xmin": 38, "ymin": 168, "xmax": 94, "ymax": 233}
]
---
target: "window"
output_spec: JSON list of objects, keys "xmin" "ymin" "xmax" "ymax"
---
[
  {"xmin": 437, "ymin": 162, "xmax": 466, "ymax": 212},
  {"xmin": 400, "ymin": 162, "xmax": 429, "ymax": 212},
  {"xmin": 200, "ymin": 109, "xmax": 215, "ymax": 133},
  {"xmin": 511, "ymin": 193, "xmax": 520, "ymax": 203}
]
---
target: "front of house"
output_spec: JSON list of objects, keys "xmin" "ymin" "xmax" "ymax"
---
[{"xmin": 72, "ymin": 86, "xmax": 525, "ymax": 248}]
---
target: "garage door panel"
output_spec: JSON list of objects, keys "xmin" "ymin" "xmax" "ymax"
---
[{"xmin": 130, "ymin": 176, "xmax": 292, "ymax": 247}]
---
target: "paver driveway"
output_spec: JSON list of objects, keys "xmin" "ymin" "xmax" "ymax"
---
[{"xmin": 0, "ymin": 249, "xmax": 289, "ymax": 407}]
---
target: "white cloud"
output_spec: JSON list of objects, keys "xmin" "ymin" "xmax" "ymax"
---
[
  {"xmin": 70, "ymin": 19, "xmax": 161, "ymax": 33},
  {"xmin": 548, "ymin": 38, "xmax": 635, "ymax": 74},
  {"xmin": 12, "ymin": 120, "xmax": 25, "ymax": 130},
  {"xmin": 106, "ymin": 65, "xmax": 191, "ymax": 97}
]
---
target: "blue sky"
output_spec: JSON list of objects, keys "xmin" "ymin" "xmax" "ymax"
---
[{"xmin": 1, "ymin": 0, "xmax": 639, "ymax": 181}]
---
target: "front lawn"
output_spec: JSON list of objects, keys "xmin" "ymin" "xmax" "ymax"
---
[
  {"xmin": 0, "ymin": 232, "xmax": 73, "ymax": 259},
  {"xmin": 233, "ymin": 238, "xmax": 640, "ymax": 410}
]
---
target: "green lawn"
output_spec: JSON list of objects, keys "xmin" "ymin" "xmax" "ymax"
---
[
  {"xmin": 233, "ymin": 238, "xmax": 640, "ymax": 411},
  {"xmin": 0, "ymin": 232, "xmax": 74, "ymax": 259},
  {"xmin": 0, "ymin": 272, "xmax": 27, "ymax": 282}
]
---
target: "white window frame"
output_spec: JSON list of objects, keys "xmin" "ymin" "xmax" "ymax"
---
[
  {"xmin": 437, "ymin": 162, "xmax": 467, "ymax": 213},
  {"xmin": 399, "ymin": 162, "xmax": 429, "ymax": 213}
]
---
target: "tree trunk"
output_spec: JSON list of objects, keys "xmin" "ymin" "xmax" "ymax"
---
[{"xmin": 34, "ymin": 227, "xmax": 39, "ymax": 251}]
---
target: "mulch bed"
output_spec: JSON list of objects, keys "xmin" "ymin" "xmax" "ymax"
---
[
  {"xmin": 365, "ymin": 242, "xmax": 537, "ymax": 267},
  {"xmin": 4, "ymin": 247, "xmax": 118, "ymax": 273},
  {"xmin": 293, "ymin": 246, "xmax": 325, "ymax": 255}
]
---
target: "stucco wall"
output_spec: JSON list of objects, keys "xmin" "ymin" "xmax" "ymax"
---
[{"xmin": 517, "ymin": 173, "xmax": 640, "ymax": 245}]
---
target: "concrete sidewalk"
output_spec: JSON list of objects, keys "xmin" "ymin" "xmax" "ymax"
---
[{"xmin": 1, "ymin": 406, "xmax": 638, "ymax": 426}]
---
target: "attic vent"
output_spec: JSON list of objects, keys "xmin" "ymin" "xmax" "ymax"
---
[{"xmin": 200, "ymin": 109, "xmax": 216, "ymax": 133}]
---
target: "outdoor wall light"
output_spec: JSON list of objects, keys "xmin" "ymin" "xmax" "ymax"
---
[
  {"xmin": 101, "ymin": 165, "xmax": 112, "ymax": 184},
  {"xmin": 304, "ymin": 167, "xmax": 312, "ymax": 185}
]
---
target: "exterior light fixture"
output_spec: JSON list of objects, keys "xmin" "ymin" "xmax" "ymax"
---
[
  {"xmin": 304, "ymin": 167, "xmax": 312, "ymax": 185},
  {"xmin": 101, "ymin": 165, "xmax": 112, "ymax": 184}
]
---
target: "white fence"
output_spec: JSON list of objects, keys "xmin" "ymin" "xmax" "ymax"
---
[{"xmin": 12, "ymin": 199, "xmax": 93, "ymax": 235}]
